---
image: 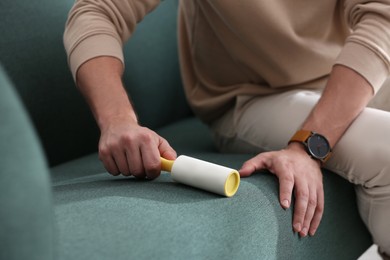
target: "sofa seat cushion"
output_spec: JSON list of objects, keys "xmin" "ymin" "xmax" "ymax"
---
[
  {"xmin": 51, "ymin": 117, "xmax": 372, "ymax": 260},
  {"xmin": 52, "ymin": 153, "xmax": 280, "ymax": 260}
]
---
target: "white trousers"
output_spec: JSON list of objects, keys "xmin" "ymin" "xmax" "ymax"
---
[{"xmin": 210, "ymin": 78, "xmax": 390, "ymax": 256}]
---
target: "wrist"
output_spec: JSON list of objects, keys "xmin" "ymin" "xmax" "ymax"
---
[
  {"xmin": 97, "ymin": 110, "xmax": 138, "ymax": 131},
  {"xmin": 288, "ymin": 130, "xmax": 332, "ymax": 166},
  {"xmin": 287, "ymin": 142, "xmax": 322, "ymax": 167}
]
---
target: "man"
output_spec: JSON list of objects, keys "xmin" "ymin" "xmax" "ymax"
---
[{"xmin": 64, "ymin": 0, "xmax": 390, "ymax": 257}]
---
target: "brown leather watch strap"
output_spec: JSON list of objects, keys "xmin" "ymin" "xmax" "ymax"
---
[
  {"xmin": 288, "ymin": 130, "xmax": 312, "ymax": 144},
  {"xmin": 288, "ymin": 130, "xmax": 332, "ymax": 164},
  {"xmin": 322, "ymin": 152, "xmax": 332, "ymax": 163}
]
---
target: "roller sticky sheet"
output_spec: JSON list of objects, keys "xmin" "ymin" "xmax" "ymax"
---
[{"xmin": 161, "ymin": 155, "xmax": 240, "ymax": 197}]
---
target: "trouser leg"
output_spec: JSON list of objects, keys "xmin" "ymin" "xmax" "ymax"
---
[
  {"xmin": 362, "ymin": 77, "xmax": 390, "ymax": 257},
  {"xmin": 210, "ymin": 88, "xmax": 390, "ymax": 255},
  {"xmin": 330, "ymin": 107, "xmax": 390, "ymax": 256}
]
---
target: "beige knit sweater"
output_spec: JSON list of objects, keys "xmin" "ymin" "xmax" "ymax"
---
[{"xmin": 64, "ymin": 0, "xmax": 390, "ymax": 123}]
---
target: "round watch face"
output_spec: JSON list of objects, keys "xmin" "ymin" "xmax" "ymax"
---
[{"xmin": 307, "ymin": 134, "xmax": 330, "ymax": 159}]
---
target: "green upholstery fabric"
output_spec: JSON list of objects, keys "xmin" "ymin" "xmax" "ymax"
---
[
  {"xmin": 0, "ymin": 66, "xmax": 54, "ymax": 260},
  {"xmin": 0, "ymin": 0, "xmax": 98, "ymax": 165},
  {"xmin": 50, "ymin": 119, "xmax": 372, "ymax": 260},
  {"xmin": 52, "ymin": 155, "xmax": 278, "ymax": 260}
]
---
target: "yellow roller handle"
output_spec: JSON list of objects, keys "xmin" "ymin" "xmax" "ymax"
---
[{"xmin": 161, "ymin": 157, "xmax": 174, "ymax": 172}]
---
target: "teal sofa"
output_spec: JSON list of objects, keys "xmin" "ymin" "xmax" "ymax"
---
[{"xmin": 0, "ymin": 0, "xmax": 372, "ymax": 259}]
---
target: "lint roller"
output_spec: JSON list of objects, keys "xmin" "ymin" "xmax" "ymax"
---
[{"xmin": 160, "ymin": 155, "xmax": 240, "ymax": 197}]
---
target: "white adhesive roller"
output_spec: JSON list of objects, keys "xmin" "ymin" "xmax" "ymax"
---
[{"xmin": 161, "ymin": 155, "xmax": 240, "ymax": 197}]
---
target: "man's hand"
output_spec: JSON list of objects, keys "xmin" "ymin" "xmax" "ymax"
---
[
  {"xmin": 98, "ymin": 115, "xmax": 176, "ymax": 179},
  {"xmin": 75, "ymin": 57, "xmax": 177, "ymax": 179},
  {"xmin": 238, "ymin": 65, "xmax": 374, "ymax": 237},
  {"xmin": 239, "ymin": 143, "xmax": 324, "ymax": 237}
]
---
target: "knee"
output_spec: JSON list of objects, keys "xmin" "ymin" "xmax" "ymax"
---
[{"xmin": 361, "ymin": 149, "xmax": 390, "ymax": 188}]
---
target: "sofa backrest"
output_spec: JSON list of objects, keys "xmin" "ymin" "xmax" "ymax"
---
[
  {"xmin": 0, "ymin": 65, "xmax": 54, "ymax": 260},
  {"xmin": 0, "ymin": 0, "xmax": 191, "ymax": 166},
  {"xmin": 123, "ymin": 0, "xmax": 192, "ymax": 127}
]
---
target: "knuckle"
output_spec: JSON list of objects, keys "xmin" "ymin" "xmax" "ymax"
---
[
  {"xmin": 139, "ymin": 132, "xmax": 155, "ymax": 144},
  {"xmin": 308, "ymin": 198, "xmax": 317, "ymax": 207},
  {"xmin": 159, "ymin": 136, "xmax": 168, "ymax": 145},
  {"xmin": 281, "ymin": 174, "xmax": 294, "ymax": 184},
  {"xmin": 316, "ymin": 204, "xmax": 324, "ymax": 214},
  {"xmin": 296, "ymin": 190, "xmax": 309, "ymax": 201},
  {"xmin": 241, "ymin": 161, "xmax": 252, "ymax": 169},
  {"xmin": 121, "ymin": 134, "xmax": 135, "ymax": 145},
  {"xmin": 99, "ymin": 146, "xmax": 111, "ymax": 158},
  {"xmin": 122, "ymin": 131, "xmax": 154, "ymax": 147},
  {"xmin": 295, "ymin": 210, "xmax": 306, "ymax": 219},
  {"xmin": 100, "ymin": 139, "xmax": 123, "ymax": 155}
]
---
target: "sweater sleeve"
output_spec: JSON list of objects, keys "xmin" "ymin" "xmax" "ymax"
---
[
  {"xmin": 63, "ymin": 0, "xmax": 160, "ymax": 81},
  {"xmin": 336, "ymin": 0, "xmax": 390, "ymax": 93}
]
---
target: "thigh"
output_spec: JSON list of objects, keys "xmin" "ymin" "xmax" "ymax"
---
[
  {"xmin": 211, "ymin": 88, "xmax": 390, "ymax": 186},
  {"xmin": 327, "ymin": 106, "xmax": 390, "ymax": 186},
  {"xmin": 211, "ymin": 89, "xmax": 322, "ymax": 153},
  {"xmin": 211, "ymin": 87, "xmax": 390, "ymax": 255}
]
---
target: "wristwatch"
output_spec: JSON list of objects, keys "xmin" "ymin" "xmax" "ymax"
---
[{"xmin": 288, "ymin": 130, "xmax": 332, "ymax": 163}]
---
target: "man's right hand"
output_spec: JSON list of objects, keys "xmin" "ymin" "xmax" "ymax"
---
[
  {"xmin": 76, "ymin": 57, "xmax": 176, "ymax": 179},
  {"xmin": 99, "ymin": 116, "xmax": 176, "ymax": 179}
]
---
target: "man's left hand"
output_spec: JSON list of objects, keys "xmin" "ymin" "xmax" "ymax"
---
[{"xmin": 239, "ymin": 142, "xmax": 324, "ymax": 237}]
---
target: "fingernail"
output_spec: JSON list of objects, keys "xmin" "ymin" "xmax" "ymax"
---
[
  {"xmin": 293, "ymin": 223, "xmax": 301, "ymax": 232},
  {"xmin": 301, "ymin": 227, "xmax": 308, "ymax": 237},
  {"xmin": 281, "ymin": 199, "xmax": 290, "ymax": 209},
  {"xmin": 309, "ymin": 229, "xmax": 316, "ymax": 236}
]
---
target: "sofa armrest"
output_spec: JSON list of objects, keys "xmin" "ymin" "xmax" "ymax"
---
[{"xmin": 0, "ymin": 66, "xmax": 54, "ymax": 260}]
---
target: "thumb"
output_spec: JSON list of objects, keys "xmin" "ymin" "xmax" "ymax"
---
[
  {"xmin": 239, "ymin": 164, "xmax": 254, "ymax": 177},
  {"xmin": 239, "ymin": 161, "xmax": 258, "ymax": 177},
  {"xmin": 158, "ymin": 137, "xmax": 177, "ymax": 160},
  {"xmin": 239, "ymin": 154, "xmax": 268, "ymax": 177}
]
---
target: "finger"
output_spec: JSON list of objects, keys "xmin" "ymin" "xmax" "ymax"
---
[
  {"xmin": 158, "ymin": 137, "xmax": 176, "ymax": 160},
  {"xmin": 120, "ymin": 131, "xmax": 145, "ymax": 178},
  {"xmin": 292, "ymin": 180, "xmax": 309, "ymax": 234},
  {"xmin": 300, "ymin": 188, "xmax": 317, "ymax": 237},
  {"xmin": 141, "ymin": 137, "xmax": 163, "ymax": 180},
  {"xmin": 113, "ymin": 150, "xmax": 131, "ymax": 176},
  {"xmin": 239, "ymin": 154, "xmax": 268, "ymax": 177},
  {"xmin": 309, "ymin": 187, "xmax": 324, "ymax": 236},
  {"xmin": 126, "ymin": 149, "xmax": 145, "ymax": 178},
  {"xmin": 101, "ymin": 155, "xmax": 120, "ymax": 176},
  {"xmin": 265, "ymin": 157, "xmax": 294, "ymax": 209},
  {"xmin": 99, "ymin": 146, "xmax": 120, "ymax": 176},
  {"xmin": 277, "ymin": 172, "xmax": 294, "ymax": 209}
]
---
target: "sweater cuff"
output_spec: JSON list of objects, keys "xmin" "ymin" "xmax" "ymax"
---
[
  {"xmin": 68, "ymin": 34, "xmax": 124, "ymax": 82},
  {"xmin": 335, "ymin": 41, "xmax": 389, "ymax": 94}
]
